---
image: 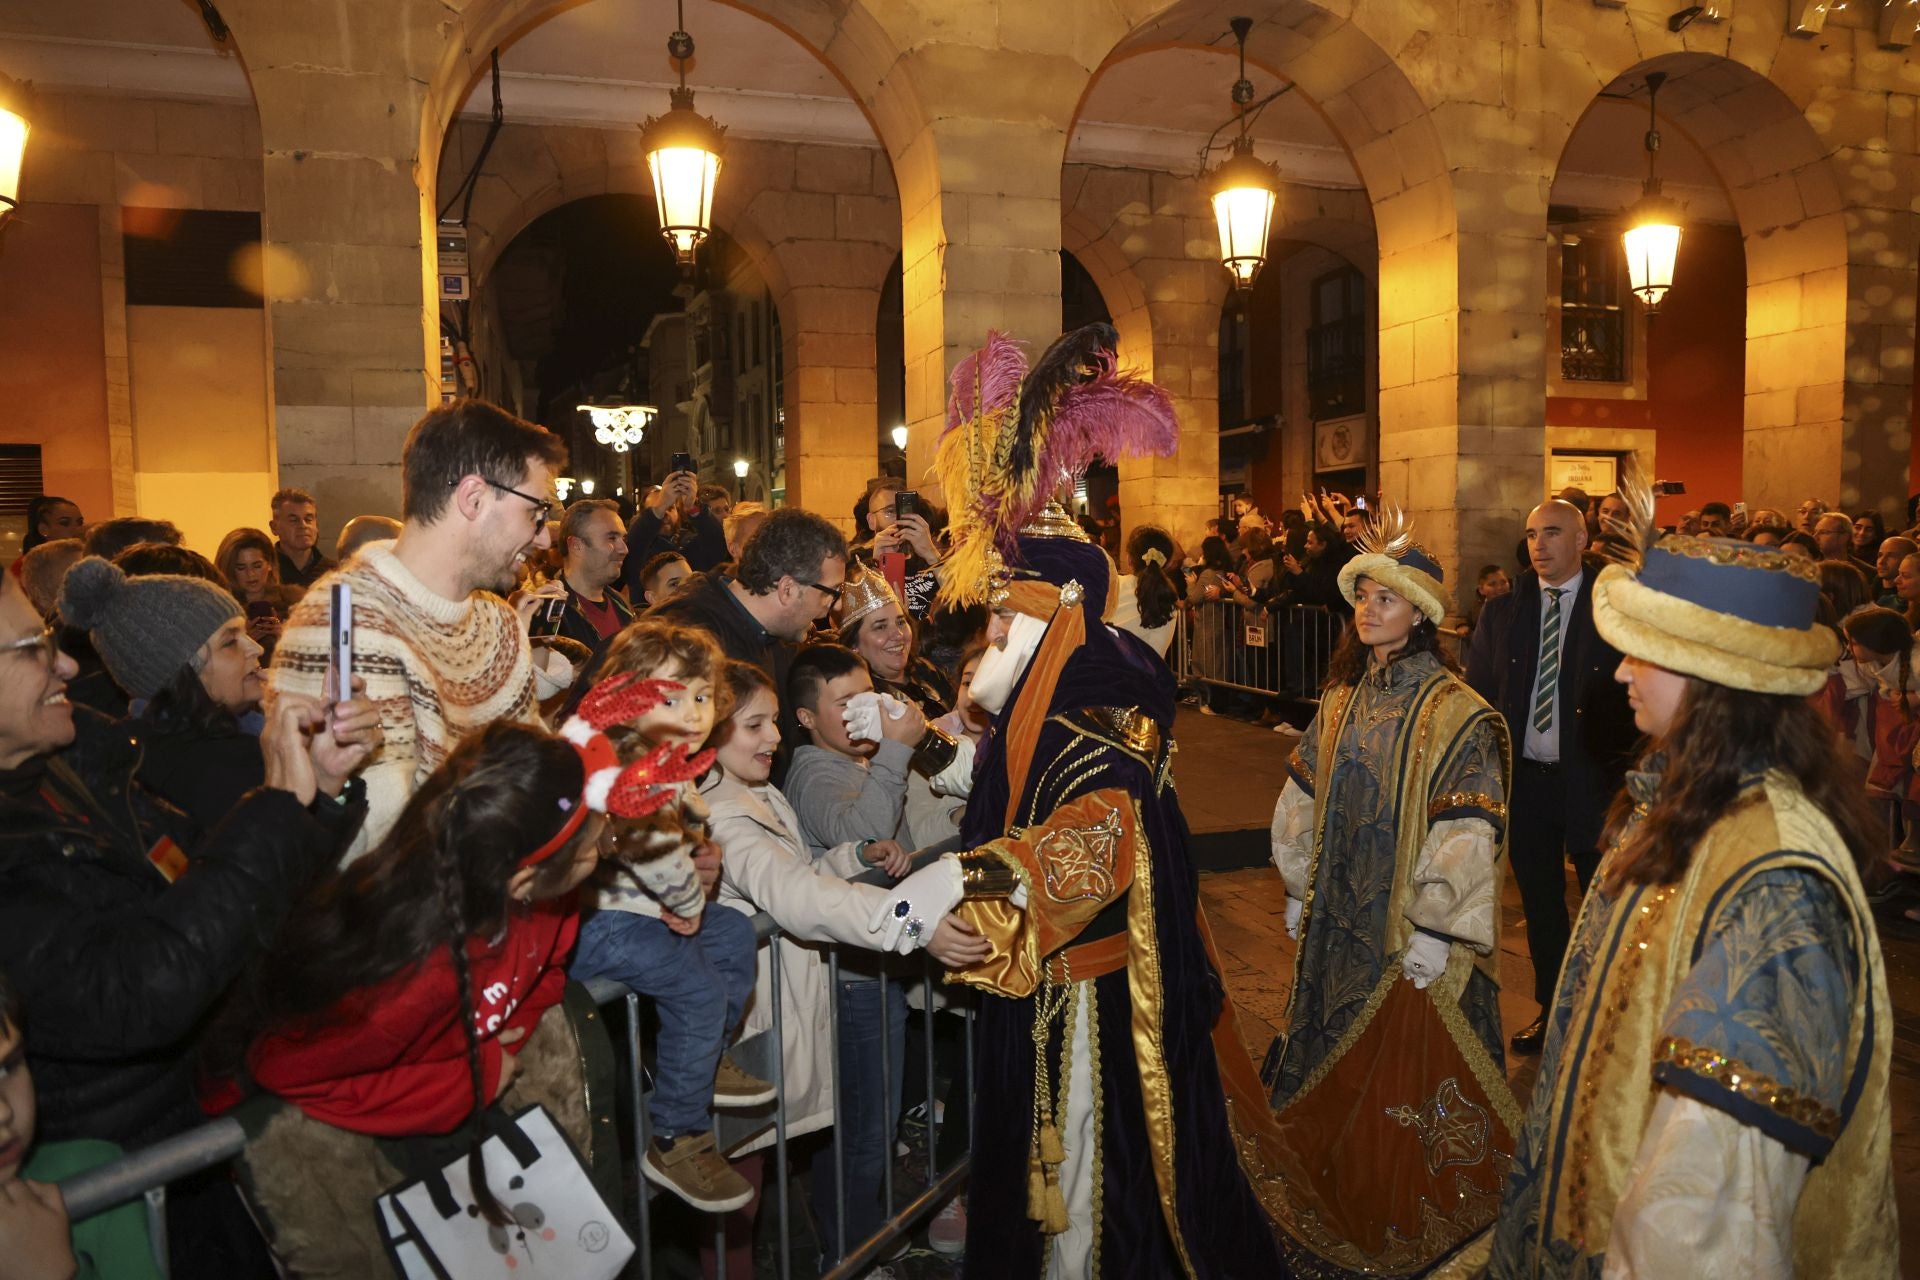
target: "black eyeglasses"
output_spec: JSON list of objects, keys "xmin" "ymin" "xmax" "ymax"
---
[
  {"xmin": 800, "ymin": 580, "xmax": 843, "ymax": 606},
  {"xmin": 478, "ymin": 479, "xmax": 555, "ymax": 525}
]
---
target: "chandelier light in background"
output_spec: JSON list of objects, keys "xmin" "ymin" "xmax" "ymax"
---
[
  {"xmin": 0, "ymin": 72, "xmax": 32, "ymax": 225},
  {"xmin": 1621, "ymin": 70, "xmax": 1683, "ymax": 313},
  {"xmin": 1207, "ymin": 18, "xmax": 1279, "ymax": 290},
  {"xmin": 890, "ymin": 424, "xmax": 909, "ymax": 451},
  {"xmin": 578, "ymin": 401, "xmax": 658, "ymax": 452},
  {"xmin": 641, "ymin": 0, "xmax": 726, "ymax": 267},
  {"xmin": 732, "ymin": 458, "xmax": 749, "ymax": 480}
]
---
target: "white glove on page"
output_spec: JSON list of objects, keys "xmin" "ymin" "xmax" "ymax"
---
[
  {"xmin": 866, "ymin": 855, "xmax": 965, "ymax": 954},
  {"xmin": 1402, "ymin": 932, "xmax": 1451, "ymax": 989},
  {"xmin": 1284, "ymin": 896, "xmax": 1303, "ymax": 939}
]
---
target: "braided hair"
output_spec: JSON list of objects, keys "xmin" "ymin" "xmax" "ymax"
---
[{"xmin": 210, "ymin": 721, "xmax": 593, "ymax": 1226}]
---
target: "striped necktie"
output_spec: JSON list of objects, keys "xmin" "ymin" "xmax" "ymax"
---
[{"xmin": 1532, "ymin": 587, "xmax": 1566, "ymax": 733}]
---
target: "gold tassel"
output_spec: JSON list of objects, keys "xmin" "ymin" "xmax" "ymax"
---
[
  {"xmin": 1041, "ymin": 1167, "xmax": 1070, "ymax": 1235},
  {"xmin": 1027, "ymin": 1157, "xmax": 1049, "ymax": 1222},
  {"xmin": 1038, "ymin": 1119, "xmax": 1065, "ymax": 1165}
]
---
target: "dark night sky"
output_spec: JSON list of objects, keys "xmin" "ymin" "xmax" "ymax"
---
[{"xmin": 519, "ymin": 194, "xmax": 686, "ymax": 419}]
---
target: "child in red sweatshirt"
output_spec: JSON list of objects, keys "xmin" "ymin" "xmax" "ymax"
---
[{"xmin": 205, "ymin": 680, "xmax": 710, "ymax": 1273}]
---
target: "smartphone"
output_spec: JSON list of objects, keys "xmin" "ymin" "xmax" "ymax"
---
[
  {"xmin": 1653, "ymin": 480, "xmax": 1688, "ymax": 497},
  {"xmin": 1733, "ymin": 501, "xmax": 1748, "ymax": 519},
  {"xmin": 1353, "ymin": 496, "xmax": 1369, "ymax": 511},
  {"xmin": 245, "ymin": 599, "xmax": 278, "ymax": 622},
  {"xmin": 540, "ymin": 596, "xmax": 568, "ymax": 629},
  {"xmin": 327, "ymin": 582, "xmax": 353, "ymax": 704},
  {"xmin": 894, "ymin": 489, "xmax": 919, "ymax": 522},
  {"xmin": 669, "ymin": 451, "xmax": 694, "ymax": 477}
]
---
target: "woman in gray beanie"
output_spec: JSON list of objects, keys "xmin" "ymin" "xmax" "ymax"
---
[{"xmin": 60, "ymin": 556, "xmax": 286, "ymax": 831}]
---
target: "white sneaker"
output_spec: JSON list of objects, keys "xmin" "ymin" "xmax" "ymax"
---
[{"xmin": 927, "ymin": 1193, "xmax": 967, "ymax": 1255}]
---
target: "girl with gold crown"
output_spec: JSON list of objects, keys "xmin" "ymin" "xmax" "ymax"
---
[
  {"xmin": 1243, "ymin": 506, "xmax": 1520, "ymax": 1276},
  {"xmin": 1476, "ymin": 472, "xmax": 1896, "ymax": 1277}
]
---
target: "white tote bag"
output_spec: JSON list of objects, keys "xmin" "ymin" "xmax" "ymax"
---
[{"xmin": 375, "ymin": 1105, "xmax": 634, "ymax": 1279}]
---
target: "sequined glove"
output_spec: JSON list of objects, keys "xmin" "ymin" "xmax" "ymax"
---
[
  {"xmin": 1402, "ymin": 932, "xmax": 1451, "ymax": 989},
  {"xmin": 866, "ymin": 855, "xmax": 965, "ymax": 954},
  {"xmin": 1284, "ymin": 896, "xmax": 1303, "ymax": 940}
]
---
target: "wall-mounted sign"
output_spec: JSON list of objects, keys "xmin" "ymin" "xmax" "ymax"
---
[
  {"xmin": 1548, "ymin": 453, "xmax": 1619, "ymax": 495},
  {"xmin": 1314, "ymin": 414, "xmax": 1369, "ymax": 471}
]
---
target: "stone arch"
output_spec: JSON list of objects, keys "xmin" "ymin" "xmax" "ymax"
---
[
  {"xmin": 1550, "ymin": 51, "xmax": 1879, "ymax": 515},
  {"xmin": 422, "ymin": 0, "xmax": 926, "ymax": 190},
  {"xmin": 1066, "ymin": 3, "xmax": 1432, "ymax": 548},
  {"xmin": 1061, "ymin": 208, "xmax": 1154, "ymax": 374}
]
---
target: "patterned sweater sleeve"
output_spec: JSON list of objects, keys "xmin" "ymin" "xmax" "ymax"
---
[{"xmin": 269, "ymin": 579, "xmax": 420, "ymax": 861}]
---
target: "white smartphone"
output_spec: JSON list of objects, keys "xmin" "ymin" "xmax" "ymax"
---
[{"xmin": 327, "ymin": 582, "xmax": 353, "ymax": 704}]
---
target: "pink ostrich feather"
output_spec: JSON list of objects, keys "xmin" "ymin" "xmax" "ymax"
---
[
  {"xmin": 1042, "ymin": 355, "xmax": 1179, "ymax": 477},
  {"xmin": 945, "ymin": 330, "xmax": 1028, "ymax": 433}
]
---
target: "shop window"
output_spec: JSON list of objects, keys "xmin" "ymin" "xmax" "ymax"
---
[{"xmin": 1560, "ymin": 236, "xmax": 1628, "ymax": 383}]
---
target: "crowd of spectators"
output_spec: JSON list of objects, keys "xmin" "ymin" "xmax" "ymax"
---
[{"xmin": 9, "ymin": 395, "xmax": 1917, "ymax": 1279}]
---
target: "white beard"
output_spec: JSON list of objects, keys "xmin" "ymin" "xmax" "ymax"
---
[{"xmin": 968, "ymin": 612, "xmax": 1049, "ymax": 716}]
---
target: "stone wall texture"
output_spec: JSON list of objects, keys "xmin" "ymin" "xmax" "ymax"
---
[{"xmin": 14, "ymin": 0, "xmax": 1920, "ymax": 589}]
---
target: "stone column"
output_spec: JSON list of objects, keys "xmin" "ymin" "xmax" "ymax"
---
[
  {"xmin": 221, "ymin": 0, "xmax": 444, "ymax": 536},
  {"xmin": 893, "ymin": 32, "xmax": 1096, "ymax": 492}
]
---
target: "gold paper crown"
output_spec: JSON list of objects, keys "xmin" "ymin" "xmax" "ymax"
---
[{"xmin": 831, "ymin": 561, "xmax": 901, "ymax": 633}]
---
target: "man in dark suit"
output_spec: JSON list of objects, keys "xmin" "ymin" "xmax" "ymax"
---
[{"xmin": 1466, "ymin": 499, "xmax": 1639, "ymax": 1053}]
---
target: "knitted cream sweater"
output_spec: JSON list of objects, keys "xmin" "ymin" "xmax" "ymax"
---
[{"xmin": 270, "ymin": 541, "xmax": 539, "ymax": 861}]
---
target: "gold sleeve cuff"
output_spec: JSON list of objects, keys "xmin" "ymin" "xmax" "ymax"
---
[{"xmin": 959, "ymin": 851, "xmax": 1019, "ymax": 899}]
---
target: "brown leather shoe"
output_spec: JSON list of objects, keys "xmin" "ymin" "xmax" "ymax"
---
[
  {"xmin": 644, "ymin": 1131, "xmax": 754, "ymax": 1212},
  {"xmin": 1510, "ymin": 1013, "xmax": 1548, "ymax": 1055}
]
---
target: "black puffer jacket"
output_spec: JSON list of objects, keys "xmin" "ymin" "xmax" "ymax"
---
[{"xmin": 0, "ymin": 707, "xmax": 363, "ymax": 1146}]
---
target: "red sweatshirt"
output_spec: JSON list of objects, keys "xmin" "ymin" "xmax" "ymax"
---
[{"xmin": 207, "ymin": 902, "xmax": 577, "ymax": 1136}]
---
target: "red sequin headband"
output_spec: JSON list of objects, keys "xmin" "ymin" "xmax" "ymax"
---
[{"xmin": 519, "ymin": 674, "xmax": 718, "ymax": 868}]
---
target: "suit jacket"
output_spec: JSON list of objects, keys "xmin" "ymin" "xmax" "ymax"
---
[{"xmin": 1465, "ymin": 559, "xmax": 1640, "ymax": 851}]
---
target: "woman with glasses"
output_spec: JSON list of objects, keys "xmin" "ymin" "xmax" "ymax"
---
[{"xmin": 0, "ymin": 569, "xmax": 375, "ymax": 1268}]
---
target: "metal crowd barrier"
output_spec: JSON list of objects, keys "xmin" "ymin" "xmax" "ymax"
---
[
  {"xmin": 1174, "ymin": 600, "xmax": 1346, "ymax": 702},
  {"xmin": 58, "ymin": 850, "xmax": 976, "ymax": 1280}
]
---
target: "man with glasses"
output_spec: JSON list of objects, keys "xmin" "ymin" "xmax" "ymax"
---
[
  {"xmin": 270, "ymin": 399, "xmax": 570, "ymax": 859},
  {"xmin": 648, "ymin": 506, "xmax": 847, "ymax": 778}
]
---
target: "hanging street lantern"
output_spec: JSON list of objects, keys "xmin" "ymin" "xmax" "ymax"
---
[
  {"xmin": 578, "ymin": 402, "xmax": 659, "ymax": 453},
  {"xmin": 0, "ymin": 73, "xmax": 32, "ymax": 225},
  {"xmin": 732, "ymin": 457, "xmax": 749, "ymax": 480},
  {"xmin": 1621, "ymin": 70, "xmax": 1683, "ymax": 313},
  {"xmin": 1207, "ymin": 18, "xmax": 1279, "ymax": 290},
  {"xmin": 641, "ymin": 0, "xmax": 725, "ymax": 267}
]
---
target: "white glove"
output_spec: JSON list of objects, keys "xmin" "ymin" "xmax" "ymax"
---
[
  {"xmin": 1402, "ymin": 932, "xmax": 1451, "ymax": 989},
  {"xmin": 843, "ymin": 690, "xmax": 912, "ymax": 743},
  {"xmin": 866, "ymin": 854, "xmax": 965, "ymax": 954},
  {"xmin": 531, "ymin": 646, "xmax": 576, "ymax": 700},
  {"xmin": 1284, "ymin": 896, "xmax": 1303, "ymax": 940}
]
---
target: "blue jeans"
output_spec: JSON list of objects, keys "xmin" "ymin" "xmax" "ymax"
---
[
  {"xmin": 570, "ymin": 904, "xmax": 757, "ymax": 1138},
  {"xmin": 812, "ymin": 975, "xmax": 909, "ymax": 1260}
]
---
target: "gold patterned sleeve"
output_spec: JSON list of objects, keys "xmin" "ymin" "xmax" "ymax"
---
[{"xmin": 946, "ymin": 787, "xmax": 1138, "ymax": 1000}]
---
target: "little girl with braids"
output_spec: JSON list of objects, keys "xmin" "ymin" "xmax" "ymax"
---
[{"xmin": 204, "ymin": 689, "xmax": 708, "ymax": 1275}]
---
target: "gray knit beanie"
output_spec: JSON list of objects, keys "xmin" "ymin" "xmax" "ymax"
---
[{"xmin": 58, "ymin": 556, "xmax": 244, "ymax": 700}]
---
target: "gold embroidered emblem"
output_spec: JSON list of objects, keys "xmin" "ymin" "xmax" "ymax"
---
[
  {"xmin": 1385, "ymin": 1077, "xmax": 1492, "ymax": 1176},
  {"xmin": 1037, "ymin": 803, "xmax": 1124, "ymax": 904}
]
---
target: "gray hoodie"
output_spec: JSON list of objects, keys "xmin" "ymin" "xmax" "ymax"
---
[{"xmin": 784, "ymin": 739, "xmax": 915, "ymax": 859}]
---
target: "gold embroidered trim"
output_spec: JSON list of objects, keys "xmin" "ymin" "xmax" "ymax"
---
[
  {"xmin": 1427, "ymin": 790, "xmax": 1509, "ymax": 822},
  {"xmin": 1124, "ymin": 799, "xmax": 1198, "ymax": 1279},
  {"xmin": 1654, "ymin": 1035, "xmax": 1842, "ymax": 1139},
  {"xmin": 1037, "ymin": 803, "xmax": 1125, "ymax": 905},
  {"xmin": 1287, "ymin": 749, "xmax": 1314, "ymax": 791},
  {"xmin": 1089, "ymin": 984, "xmax": 1105, "ymax": 1280},
  {"xmin": 1657, "ymin": 533, "xmax": 1823, "ymax": 581},
  {"xmin": 1056, "ymin": 707, "xmax": 1163, "ymax": 770}
]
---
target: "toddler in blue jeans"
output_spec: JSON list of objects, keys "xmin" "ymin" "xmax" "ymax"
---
[{"xmin": 568, "ymin": 622, "xmax": 767, "ymax": 1212}]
